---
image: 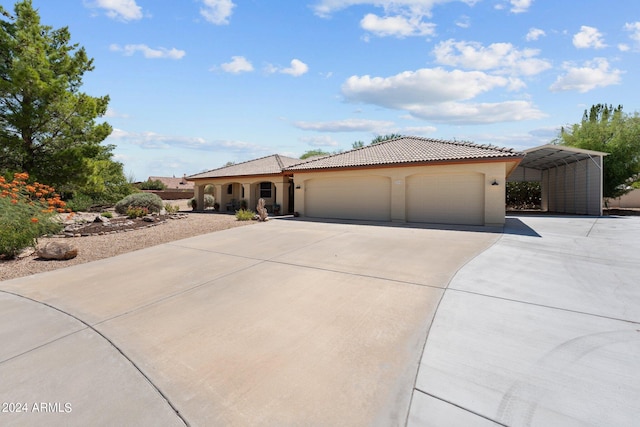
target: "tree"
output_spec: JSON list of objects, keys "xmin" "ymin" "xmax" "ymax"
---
[
  {"xmin": 300, "ymin": 149, "xmax": 330, "ymax": 159},
  {"xmin": 352, "ymin": 140, "xmax": 364, "ymax": 149},
  {"xmin": 0, "ymin": 0, "xmax": 119, "ymax": 194},
  {"xmin": 556, "ymin": 104, "xmax": 640, "ymax": 198},
  {"xmin": 370, "ymin": 133, "xmax": 403, "ymax": 145}
]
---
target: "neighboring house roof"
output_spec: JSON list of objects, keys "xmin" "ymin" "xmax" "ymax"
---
[
  {"xmin": 188, "ymin": 154, "xmax": 303, "ymax": 179},
  {"xmin": 286, "ymin": 136, "xmax": 524, "ymax": 172},
  {"xmin": 148, "ymin": 176, "xmax": 194, "ymax": 190}
]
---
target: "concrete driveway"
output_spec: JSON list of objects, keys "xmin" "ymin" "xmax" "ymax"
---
[
  {"xmin": 0, "ymin": 218, "xmax": 497, "ymax": 426},
  {"xmin": 1, "ymin": 215, "xmax": 639, "ymax": 426}
]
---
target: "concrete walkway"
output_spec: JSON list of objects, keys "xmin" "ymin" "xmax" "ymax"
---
[
  {"xmin": 0, "ymin": 219, "xmax": 497, "ymax": 426},
  {"xmin": 408, "ymin": 215, "xmax": 640, "ymax": 426},
  {"xmin": 2, "ymin": 216, "xmax": 639, "ymax": 426}
]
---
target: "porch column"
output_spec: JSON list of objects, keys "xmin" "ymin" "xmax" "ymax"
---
[
  {"xmin": 214, "ymin": 184, "xmax": 223, "ymax": 211},
  {"xmin": 243, "ymin": 183, "xmax": 254, "ymax": 211},
  {"xmin": 274, "ymin": 181, "xmax": 285, "ymax": 214},
  {"xmin": 195, "ymin": 184, "xmax": 205, "ymax": 211}
]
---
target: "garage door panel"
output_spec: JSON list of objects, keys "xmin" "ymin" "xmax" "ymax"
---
[
  {"xmin": 407, "ymin": 174, "xmax": 484, "ymax": 225},
  {"xmin": 305, "ymin": 176, "xmax": 391, "ymax": 221}
]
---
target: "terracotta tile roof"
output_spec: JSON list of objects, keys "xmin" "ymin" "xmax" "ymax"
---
[
  {"xmin": 188, "ymin": 154, "xmax": 302, "ymax": 179},
  {"xmin": 286, "ymin": 136, "xmax": 524, "ymax": 171},
  {"xmin": 148, "ymin": 176, "xmax": 194, "ymax": 189}
]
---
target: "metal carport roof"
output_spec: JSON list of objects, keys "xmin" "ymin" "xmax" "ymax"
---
[
  {"xmin": 510, "ymin": 144, "xmax": 608, "ymax": 216},
  {"xmin": 518, "ymin": 144, "xmax": 607, "ymax": 170}
]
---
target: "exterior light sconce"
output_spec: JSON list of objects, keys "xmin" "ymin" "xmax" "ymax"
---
[
  {"xmin": 491, "ymin": 179, "xmax": 499, "ymax": 186},
  {"xmin": 295, "ymin": 185, "xmax": 301, "ymax": 189}
]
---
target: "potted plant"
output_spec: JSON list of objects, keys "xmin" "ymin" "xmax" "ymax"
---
[
  {"xmin": 190, "ymin": 199, "xmax": 197, "ymax": 210},
  {"xmin": 240, "ymin": 199, "xmax": 248, "ymax": 210},
  {"xmin": 273, "ymin": 203, "xmax": 281, "ymax": 215},
  {"xmin": 213, "ymin": 202, "xmax": 220, "ymax": 211}
]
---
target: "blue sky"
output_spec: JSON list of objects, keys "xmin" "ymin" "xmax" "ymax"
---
[{"xmin": 11, "ymin": 0, "xmax": 640, "ymax": 180}]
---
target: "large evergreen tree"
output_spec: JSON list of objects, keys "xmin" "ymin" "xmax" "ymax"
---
[
  {"xmin": 0, "ymin": 0, "xmax": 117, "ymax": 194},
  {"xmin": 556, "ymin": 104, "xmax": 640, "ymax": 199}
]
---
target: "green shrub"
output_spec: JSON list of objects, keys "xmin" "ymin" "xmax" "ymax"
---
[
  {"xmin": 0, "ymin": 173, "xmax": 64, "ymax": 258},
  {"xmin": 235, "ymin": 209, "xmax": 255, "ymax": 221},
  {"xmin": 164, "ymin": 203, "xmax": 180, "ymax": 214},
  {"xmin": 115, "ymin": 193, "xmax": 163, "ymax": 215},
  {"xmin": 126, "ymin": 206, "xmax": 149, "ymax": 218},
  {"xmin": 65, "ymin": 192, "xmax": 94, "ymax": 212},
  {"xmin": 100, "ymin": 211, "xmax": 113, "ymax": 218},
  {"xmin": 138, "ymin": 179, "xmax": 167, "ymax": 190}
]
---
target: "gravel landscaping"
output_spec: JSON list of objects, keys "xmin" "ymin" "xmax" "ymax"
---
[{"xmin": 0, "ymin": 209, "xmax": 255, "ymax": 282}]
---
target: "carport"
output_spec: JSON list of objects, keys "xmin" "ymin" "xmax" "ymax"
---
[{"xmin": 508, "ymin": 144, "xmax": 607, "ymax": 216}]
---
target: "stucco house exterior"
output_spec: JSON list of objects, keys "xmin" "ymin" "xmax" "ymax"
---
[{"xmin": 188, "ymin": 136, "xmax": 525, "ymax": 226}]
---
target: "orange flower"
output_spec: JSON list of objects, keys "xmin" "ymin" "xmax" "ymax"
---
[
  {"xmin": 30, "ymin": 217, "xmax": 39, "ymax": 223},
  {"xmin": 11, "ymin": 199, "xmax": 17, "ymax": 204}
]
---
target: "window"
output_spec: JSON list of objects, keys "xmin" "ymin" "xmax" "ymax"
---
[
  {"xmin": 259, "ymin": 182, "xmax": 272, "ymax": 198},
  {"xmin": 227, "ymin": 184, "xmax": 233, "ymax": 195}
]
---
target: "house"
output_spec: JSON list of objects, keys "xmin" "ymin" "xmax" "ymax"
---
[
  {"xmin": 188, "ymin": 154, "xmax": 303, "ymax": 213},
  {"xmin": 148, "ymin": 175, "xmax": 194, "ymax": 190},
  {"xmin": 188, "ymin": 136, "xmax": 526, "ymax": 226}
]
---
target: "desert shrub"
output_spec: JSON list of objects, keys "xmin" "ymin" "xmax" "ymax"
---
[
  {"xmin": 164, "ymin": 203, "xmax": 180, "ymax": 214},
  {"xmin": 100, "ymin": 211, "xmax": 113, "ymax": 218},
  {"xmin": 235, "ymin": 209, "xmax": 255, "ymax": 221},
  {"xmin": 138, "ymin": 179, "xmax": 167, "ymax": 190},
  {"xmin": 0, "ymin": 173, "xmax": 66, "ymax": 258},
  {"xmin": 506, "ymin": 182, "xmax": 541, "ymax": 210},
  {"xmin": 115, "ymin": 193, "xmax": 163, "ymax": 215},
  {"xmin": 126, "ymin": 206, "xmax": 149, "ymax": 218},
  {"xmin": 65, "ymin": 192, "xmax": 94, "ymax": 212}
]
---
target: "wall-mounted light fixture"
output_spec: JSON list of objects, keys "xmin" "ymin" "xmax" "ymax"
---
[
  {"xmin": 491, "ymin": 179, "xmax": 499, "ymax": 186},
  {"xmin": 295, "ymin": 185, "xmax": 301, "ymax": 189}
]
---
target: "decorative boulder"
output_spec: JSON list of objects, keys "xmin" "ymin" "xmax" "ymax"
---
[{"xmin": 37, "ymin": 242, "xmax": 78, "ymax": 260}]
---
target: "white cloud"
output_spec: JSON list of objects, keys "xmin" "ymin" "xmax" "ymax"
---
[
  {"xmin": 293, "ymin": 118, "xmax": 395, "ymax": 132},
  {"xmin": 573, "ymin": 26, "xmax": 606, "ymax": 49},
  {"xmin": 624, "ymin": 22, "xmax": 640, "ymax": 49},
  {"xmin": 200, "ymin": 0, "xmax": 235, "ymax": 25},
  {"xmin": 405, "ymin": 100, "xmax": 545, "ymax": 124},
  {"xmin": 110, "ymin": 44, "xmax": 186, "ymax": 59},
  {"xmin": 299, "ymin": 136, "xmax": 340, "ymax": 147},
  {"xmin": 108, "ymin": 129, "xmax": 270, "ymax": 154},
  {"xmin": 220, "ymin": 56, "xmax": 254, "ymax": 73},
  {"xmin": 510, "ymin": 0, "xmax": 532, "ymax": 13},
  {"xmin": 456, "ymin": 15, "xmax": 471, "ymax": 29},
  {"xmin": 312, "ymin": 0, "xmax": 478, "ymax": 18},
  {"xmin": 618, "ymin": 44, "xmax": 630, "ymax": 52},
  {"xmin": 550, "ymin": 58, "xmax": 623, "ymax": 93},
  {"xmin": 526, "ymin": 27, "xmax": 545, "ymax": 41},
  {"xmin": 360, "ymin": 13, "xmax": 436, "ymax": 37},
  {"xmin": 340, "ymin": 67, "xmax": 544, "ymax": 124},
  {"xmin": 90, "ymin": 0, "xmax": 143, "ymax": 21},
  {"xmin": 433, "ymin": 39, "xmax": 551, "ymax": 76},
  {"xmin": 267, "ymin": 59, "xmax": 309, "ymax": 77}
]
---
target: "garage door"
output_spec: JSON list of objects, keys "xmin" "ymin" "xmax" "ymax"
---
[
  {"xmin": 406, "ymin": 173, "xmax": 484, "ymax": 225},
  {"xmin": 305, "ymin": 176, "xmax": 391, "ymax": 221}
]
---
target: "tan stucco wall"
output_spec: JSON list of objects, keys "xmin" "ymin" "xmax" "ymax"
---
[
  {"xmin": 607, "ymin": 189, "xmax": 640, "ymax": 208},
  {"xmin": 191, "ymin": 175, "xmax": 291, "ymax": 213},
  {"xmin": 292, "ymin": 162, "xmax": 509, "ymax": 226}
]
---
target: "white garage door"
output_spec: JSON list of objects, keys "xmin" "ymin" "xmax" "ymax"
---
[
  {"xmin": 406, "ymin": 173, "xmax": 484, "ymax": 225},
  {"xmin": 305, "ymin": 176, "xmax": 391, "ymax": 221}
]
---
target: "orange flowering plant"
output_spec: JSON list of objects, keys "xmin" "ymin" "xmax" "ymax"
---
[{"xmin": 0, "ymin": 172, "xmax": 69, "ymax": 258}]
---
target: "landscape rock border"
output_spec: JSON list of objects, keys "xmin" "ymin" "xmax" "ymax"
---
[{"xmin": 50, "ymin": 213, "xmax": 189, "ymax": 238}]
